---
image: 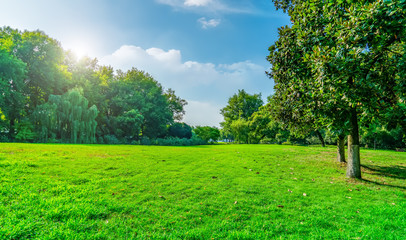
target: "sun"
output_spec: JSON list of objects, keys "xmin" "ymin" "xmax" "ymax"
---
[
  {"xmin": 64, "ymin": 39, "xmax": 92, "ymax": 60},
  {"xmin": 70, "ymin": 43, "xmax": 89, "ymax": 59}
]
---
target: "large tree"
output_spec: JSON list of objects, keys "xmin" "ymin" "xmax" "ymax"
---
[
  {"xmin": 109, "ymin": 68, "xmax": 173, "ymax": 139},
  {"xmin": 0, "ymin": 48, "xmax": 26, "ymax": 140},
  {"xmin": 268, "ymin": 0, "xmax": 406, "ymax": 178},
  {"xmin": 220, "ymin": 89, "xmax": 264, "ymax": 141}
]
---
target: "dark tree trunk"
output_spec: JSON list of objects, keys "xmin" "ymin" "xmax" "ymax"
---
[
  {"xmin": 337, "ymin": 134, "xmax": 346, "ymax": 163},
  {"xmin": 347, "ymin": 108, "xmax": 361, "ymax": 178},
  {"xmin": 9, "ymin": 118, "xmax": 15, "ymax": 141},
  {"xmin": 315, "ymin": 130, "xmax": 325, "ymax": 147}
]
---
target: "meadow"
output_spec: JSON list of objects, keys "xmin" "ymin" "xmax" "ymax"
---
[{"xmin": 0, "ymin": 143, "xmax": 405, "ymax": 239}]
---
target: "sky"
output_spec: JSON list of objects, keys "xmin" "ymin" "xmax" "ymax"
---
[{"xmin": 0, "ymin": 0, "xmax": 290, "ymax": 127}]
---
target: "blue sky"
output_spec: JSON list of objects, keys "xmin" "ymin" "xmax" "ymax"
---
[{"xmin": 0, "ymin": 0, "xmax": 290, "ymax": 126}]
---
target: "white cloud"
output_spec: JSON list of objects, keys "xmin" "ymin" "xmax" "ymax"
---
[
  {"xmin": 198, "ymin": 17, "xmax": 221, "ymax": 29},
  {"xmin": 155, "ymin": 0, "xmax": 252, "ymax": 14},
  {"xmin": 184, "ymin": 0, "xmax": 213, "ymax": 7},
  {"xmin": 99, "ymin": 45, "xmax": 273, "ymax": 126},
  {"xmin": 184, "ymin": 101, "xmax": 223, "ymax": 127}
]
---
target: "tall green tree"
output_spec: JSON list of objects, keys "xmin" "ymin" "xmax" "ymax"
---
[
  {"xmin": 268, "ymin": 0, "xmax": 406, "ymax": 178},
  {"xmin": 15, "ymin": 29, "xmax": 67, "ymax": 108},
  {"xmin": 194, "ymin": 126, "xmax": 220, "ymax": 143},
  {"xmin": 165, "ymin": 88, "xmax": 187, "ymax": 121},
  {"xmin": 220, "ymin": 89, "xmax": 263, "ymax": 141},
  {"xmin": 109, "ymin": 68, "xmax": 173, "ymax": 139},
  {"xmin": 0, "ymin": 47, "xmax": 27, "ymax": 140}
]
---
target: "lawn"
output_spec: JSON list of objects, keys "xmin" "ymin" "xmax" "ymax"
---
[{"xmin": 0, "ymin": 143, "xmax": 405, "ymax": 239}]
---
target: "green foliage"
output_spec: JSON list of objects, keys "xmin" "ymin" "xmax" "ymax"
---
[
  {"xmin": 0, "ymin": 45, "xmax": 27, "ymax": 140},
  {"xmin": 361, "ymin": 125, "xmax": 405, "ymax": 150},
  {"xmin": 194, "ymin": 126, "xmax": 220, "ymax": 143},
  {"xmin": 116, "ymin": 109, "xmax": 144, "ymax": 142},
  {"xmin": 154, "ymin": 136, "xmax": 206, "ymax": 146},
  {"xmin": 167, "ymin": 122, "xmax": 193, "ymax": 139},
  {"xmin": 220, "ymin": 89, "xmax": 263, "ymax": 123},
  {"xmin": 0, "ymin": 143, "xmax": 405, "ymax": 239},
  {"xmin": 15, "ymin": 120, "xmax": 35, "ymax": 142},
  {"xmin": 165, "ymin": 88, "xmax": 187, "ymax": 121},
  {"xmin": 109, "ymin": 68, "xmax": 173, "ymax": 139},
  {"xmin": 269, "ymin": 0, "xmax": 406, "ymax": 176},
  {"xmin": 229, "ymin": 118, "xmax": 250, "ymax": 144},
  {"xmin": 33, "ymin": 90, "xmax": 98, "ymax": 143},
  {"xmin": 220, "ymin": 89, "xmax": 264, "ymax": 142},
  {"xmin": 1, "ymin": 27, "xmax": 188, "ymax": 144}
]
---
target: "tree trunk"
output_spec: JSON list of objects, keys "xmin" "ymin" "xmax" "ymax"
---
[
  {"xmin": 347, "ymin": 108, "xmax": 361, "ymax": 178},
  {"xmin": 337, "ymin": 134, "xmax": 346, "ymax": 163},
  {"xmin": 315, "ymin": 130, "xmax": 326, "ymax": 147},
  {"xmin": 9, "ymin": 118, "xmax": 15, "ymax": 141}
]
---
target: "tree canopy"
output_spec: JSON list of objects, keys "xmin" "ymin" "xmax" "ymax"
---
[
  {"xmin": 268, "ymin": 0, "xmax": 406, "ymax": 178},
  {"xmin": 0, "ymin": 27, "xmax": 187, "ymax": 144}
]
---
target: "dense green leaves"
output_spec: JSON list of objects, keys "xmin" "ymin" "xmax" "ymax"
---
[
  {"xmin": 194, "ymin": 126, "xmax": 220, "ymax": 143},
  {"xmin": 269, "ymin": 0, "xmax": 406, "ymax": 177},
  {"xmin": 33, "ymin": 90, "xmax": 98, "ymax": 143},
  {"xmin": 0, "ymin": 27, "xmax": 186, "ymax": 144}
]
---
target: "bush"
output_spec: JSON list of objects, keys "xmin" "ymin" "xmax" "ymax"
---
[
  {"xmin": 137, "ymin": 137, "xmax": 206, "ymax": 146},
  {"xmin": 167, "ymin": 123, "xmax": 193, "ymax": 139},
  {"xmin": 0, "ymin": 133, "xmax": 9, "ymax": 142},
  {"xmin": 104, "ymin": 135, "xmax": 121, "ymax": 145},
  {"xmin": 361, "ymin": 126, "xmax": 405, "ymax": 150}
]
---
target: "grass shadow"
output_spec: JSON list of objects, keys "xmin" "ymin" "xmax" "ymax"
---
[
  {"xmin": 361, "ymin": 164, "xmax": 406, "ymax": 180},
  {"xmin": 361, "ymin": 164, "xmax": 406, "ymax": 190},
  {"xmin": 360, "ymin": 178, "xmax": 406, "ymax": 190}
]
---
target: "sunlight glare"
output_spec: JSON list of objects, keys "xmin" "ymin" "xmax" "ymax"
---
[{"xmin": 70, "ymin": 43, "xmax": 90, "ymax": 59}]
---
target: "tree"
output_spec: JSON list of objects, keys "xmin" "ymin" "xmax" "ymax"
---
[
  {"xmin": 268, "ymin": 0, "xmax": 406, "ymax": 178},
  {"xmin": 248, "ymin": 103, "xmax": 283, "ymax": 144},
  {"xmin": 33, "ymin": 90, "xmax": 98, "ymax": 143},
  {"xmin": 221, "ymin": 89, "xmax": 263, "ymax": 122},
  {"xmin": 14, "ymin": 28, "xmax": 67, "ymax": 108},
  {"xmin": 165, "ymin": 88, "xmax": 187, "ymax": 121},
  {"xmin": 116, "ymin": 109, "xmax": 144, "ymax": 142},
  {"xmin": 194, "ymin": 126, "xmax": 220, "ymax": 143},
  {"xmin": 109, "ymin": 68, "xmax": 173, "ymax": 139},
  {"xmin": 167, "ymin": 122, "xmax": 193, "ymax": 139},
  {"xmin": 220, "ymin": 89, "xmax": 263, "ymax": 141},
  {"xmin": 0, "ymin": 47, "xmax": 27, "ymax": 140}
]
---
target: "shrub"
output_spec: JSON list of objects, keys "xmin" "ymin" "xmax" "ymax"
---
[{"xmin": 104, "ymin": 135, "xmax": 121, "ymax": 145}]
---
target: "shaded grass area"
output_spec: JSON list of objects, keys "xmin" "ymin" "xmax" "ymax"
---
[{"xmin": 0, "ymin": 143, "xmax": 405, "ymax": 239}]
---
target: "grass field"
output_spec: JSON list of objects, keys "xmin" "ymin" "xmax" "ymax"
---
[{"xmin": 0, "ymin": 143, "xmax": 405, "ymax": 239}]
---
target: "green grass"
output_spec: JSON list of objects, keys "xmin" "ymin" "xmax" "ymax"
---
[{"xmin": 0, "ymin": 143, "xmax": 405, "ymax": 239}]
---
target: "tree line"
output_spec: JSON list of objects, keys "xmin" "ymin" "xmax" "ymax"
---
[
  {"xmin": 220, "ymin": 89, "xmax": 406, "ymax": 150},
  {"xmin": 0, "ymin": 27, "xmax": 219, "ymax": 145}
]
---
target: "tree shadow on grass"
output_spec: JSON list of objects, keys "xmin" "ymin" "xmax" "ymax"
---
[
  {"xmin": 361, "ymin": 164, "xmax": 406, "ymax": 190},
  {"xmin": 361, "ymin": 165, "xmax": 406, "ymax": 180}
]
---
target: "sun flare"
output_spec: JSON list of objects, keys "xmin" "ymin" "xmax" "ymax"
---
[{"xmin": 70, "ymin": 43, "xmax": 89, "ymax": 59}]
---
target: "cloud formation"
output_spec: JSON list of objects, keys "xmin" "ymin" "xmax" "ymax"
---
[
  {"xmin": 156, "ymin": 0, "xmax": 251, "ymax": 14},
  {"xmin": 100, "ymin": 45, "xmax": 273, "ymax": 127},
  {"xmin": 184, "ymin": 0, "xmax": 212, "ymax": 7},
  {"xmin": 198, "ymin": 17, "xmax": 221, "ymax": 29}
]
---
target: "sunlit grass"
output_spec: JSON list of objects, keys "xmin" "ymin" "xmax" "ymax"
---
[{"xmin": 0, "ymin": 143, "xmax": 405, "ymax": 239}]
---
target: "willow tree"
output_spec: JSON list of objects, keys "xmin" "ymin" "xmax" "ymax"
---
[
  {"xmin": 268, "ymin": 0, "xmax": 405, "ymax": 178},
  {"xmin": 33, "ymin": 90, "xmax": 98, "ymax": 143}
]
